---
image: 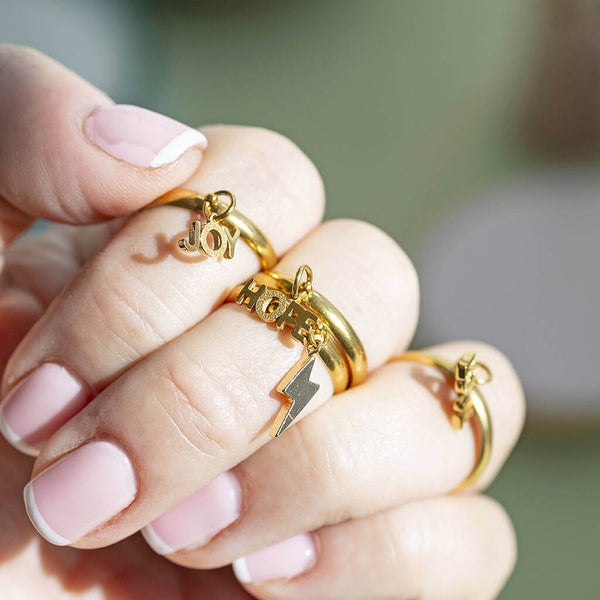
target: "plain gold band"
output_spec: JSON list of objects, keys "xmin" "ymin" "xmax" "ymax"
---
[
  {"xmin": 390, "ymin": 351, "xmax": 492, "ymax": 492},
  {"xmin": 145, "ymin": 188, "xmax": 277, "ymax": 270}
]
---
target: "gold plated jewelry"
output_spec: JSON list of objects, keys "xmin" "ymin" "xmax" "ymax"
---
[
  {"xmin": 146, "ymin": 187, "xmax": 277, "ymax": 270},
  {"xmin": 249, "ymin": 268, "xmax": 368, "ymax": 388},
  {"xmin": 229, "ymin": 265, "xmax": 367, "ymax": 437},
  {"xmin": 391, "ymin": 351, "xmax": 492, "ymax": 491}
]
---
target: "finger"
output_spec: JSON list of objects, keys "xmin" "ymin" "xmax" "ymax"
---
[
  {"xmin": 25, "ymin": 219, "xmax": 419, "ymax": 548},
  {"xmin": 1, "ymin": 124, "xmax": 324, "ymax": 453},
  {"xmin": 0, "ymin": 221, "xmax": 121, "ymax": 451},
  {"xmin": 145, "ymin": 341, "xmax": 522, "ymax": 565},
  {"xmin": 232, "ymin": 495, "xmax": 516, "ymax": 600},
  {"xmin": 0, "ymin": 44, "xmax": 206, "ymax": 239}
]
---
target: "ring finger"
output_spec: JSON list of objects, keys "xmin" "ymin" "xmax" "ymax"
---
[{"xmin": 1, "ymin": 124, "xmax": 324, "ymax": 454}]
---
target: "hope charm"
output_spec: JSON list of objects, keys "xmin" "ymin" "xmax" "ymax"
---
[
  {"xmin": 235, "ymin": 278, "xmax": 318, "ymax": 343},
  {"xmin": 235, "ymin": 269, "xmax": 329, "ymax": 438}
]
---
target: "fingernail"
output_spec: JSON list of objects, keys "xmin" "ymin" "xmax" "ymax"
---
[
  {"xmin": 84, "ymin": 105, "xmax": 207, "ymax": 168},
  {"xmin": 24, "ymin": 440, "xmax": 137, "ymax": 545},
  {"xmin": 233, "ymin": 533, "xmax": 317, "ymax": 584},
  {"xmin": 142, "ymin": 471, "xmax": 241, "ymax": 555},
  {"xmin": 0, "ymin": 364, "xmax": 92, "ymax": 456}
]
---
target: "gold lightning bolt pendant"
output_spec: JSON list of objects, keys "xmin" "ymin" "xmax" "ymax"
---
[{"xmin": 270, "ymin": 351, "xmax": 321, "ymax": 438}]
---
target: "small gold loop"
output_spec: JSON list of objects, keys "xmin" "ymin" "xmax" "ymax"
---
[
  {"xmin": 473, "ymin": 362, "xmax": 492, "ymax": 387},
  {"xmin": 202, "ymin": 190, "xmax": 236, "ymax": 222},
  {"xmin": 291, "ymin": 265, "xmax": 314, "ymax": 301}
]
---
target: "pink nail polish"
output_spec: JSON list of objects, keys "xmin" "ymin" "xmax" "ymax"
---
[
  {"xmin": 0, "ymin": 364, "xmax": 92, "ymax": 456},
  {"xmin": 142, "ymin": 471, "xmax": 241, "ymax": 555},
  {"xmin": 24, "ymin": 440, "xmax": 137, "ymax": 545},
  {"xmin": 233, "ymin": 533, "xmax": 317, "ymax": 584},
  {"xmin": 84, "ymin": 105, "xmax": 207, "ymax": 168}
]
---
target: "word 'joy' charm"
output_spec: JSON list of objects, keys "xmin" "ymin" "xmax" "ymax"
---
[
  {"xmin": 178, "ymin": 190, "xmax": 241, "ymax": 259},
  {"xmin": 235, "ymin": 266, "xmax": 326, "ymax": 437}
]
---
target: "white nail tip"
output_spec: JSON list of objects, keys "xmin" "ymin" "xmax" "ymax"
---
[
  {"xmin": 141, "ymin": 524, "xmax": 174, "ymax": 556},
  {"xmin": 232, "ymin": 557, "xmax": 252, "ymax": 584},
  {"xmin": 24, "ymin": 483, "xmax": 71, "ymax": 546},
  {"xmin": 150, "ymin": 129, "xmax": 208, "ymax": 167},
  {"xmin": 0, "ymin": 409, "xmax": 40, "ymax": 457}
]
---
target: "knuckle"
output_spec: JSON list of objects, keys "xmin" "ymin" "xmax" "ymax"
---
[
  {"xmin": 200, "ymin": 124, "xmax": 325, "ymax": 221},
  {"xmin": 0, "ymin": 44, "xmax": 42, "ymax": 73},
  {"xmin": 153, "ymin": 349, "xmax": 263, "ymax": 459}
]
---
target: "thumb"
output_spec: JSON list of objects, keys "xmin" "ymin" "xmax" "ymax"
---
[{"xmin": 0, "ymin": 45, "xmax": 207, "ymax": 246}]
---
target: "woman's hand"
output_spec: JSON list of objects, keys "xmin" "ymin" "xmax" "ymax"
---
[{"xmin": 0, "ymin": 46, "xmax": 525, "ymax": 600}]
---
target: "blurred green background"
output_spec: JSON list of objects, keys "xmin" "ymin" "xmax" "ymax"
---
[{"xmin": 2, "ymin": 0, "xmax": 599, "ymax": 597}]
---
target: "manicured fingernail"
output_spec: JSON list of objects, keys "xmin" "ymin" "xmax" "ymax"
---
[
  {"xmin": 233, "ymin": 533, "xmax": 317, "ymax": 584},
  {"xmin": 142, "ymin": 471, "xmax": 241, "ymax": 555},
  {"xmin": 84, "ymin": 105, "xmax": 207, "ymax": 168},
  {"xmin": 24, "ymin": 440, "xmax": 137, "ymax": 545},
  {"xmin": 0, "ymin": 364, "xmax": 92, "ymax": 456}
]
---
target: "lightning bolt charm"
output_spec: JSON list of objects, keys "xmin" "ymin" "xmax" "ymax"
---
[{"xmin": 270, "ymin": 352, "xmax": 321, "ymax": 438}]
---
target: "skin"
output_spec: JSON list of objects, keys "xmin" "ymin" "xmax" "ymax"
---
[{"xmin": 0, "ymin": 45, "xmax": 525, "ymax": 599}]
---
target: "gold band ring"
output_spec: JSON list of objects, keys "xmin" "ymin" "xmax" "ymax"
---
[
  {"xmin": 229, "ymin": 265, "xmax": 367, "ymax": 437},
  {"xmin": 229, "ymin": 267, "xmax": 368, "ymax": 391},
  {"xmin": 252, "ymin": 269, "xmax": 368, "ymax": 388},
  {"xmin": 146, "ymin": 187, "xmax": 277, "ymax": 270},
  {"xmin": 390, "ymin": 351, "xmax": 492, "ymax": 491}
]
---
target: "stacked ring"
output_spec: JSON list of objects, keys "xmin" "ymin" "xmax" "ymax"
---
[
  {"xmin": 146, "ymin": 187, "xmax": 277, "ymax": 270},
  {"xmin": 229, "ymin": 265, "xmax": 367, "ymax": 437},
  {"xmin": 390, "ymin": 351, "xmax": 493, "ymax": 491},
  {"xmin": 250, "ymin": 267, "xmax": 368, "ymax": 389}
]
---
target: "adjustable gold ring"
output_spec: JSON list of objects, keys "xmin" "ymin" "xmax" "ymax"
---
[
  {"xmin": 390, "ymin": 351, "xmax": 492, "ymax": 491},
  {"xmin": 145, "ymin": 187, "xmax": 277, "ymax": 270},
  {"xmin": 229, "ymin": 265, "xmax": 367, "ymax": 437}
]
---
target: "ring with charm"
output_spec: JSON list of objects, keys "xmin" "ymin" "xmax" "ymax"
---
[
  {"xmin": 145, "ymin": 187, "xmax": 277, "ymax": 270},
  {"xmin": 390, "ymin": 351, "xmax": 493, "ymax": 491},
  {"xmin": 229, "ymin": 265, "xmax": 367, "ymax": 437}
]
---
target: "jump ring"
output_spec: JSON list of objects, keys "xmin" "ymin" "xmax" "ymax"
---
[
  {"xmin": 203, "ymin": 190, "xmax": 236, "ymax": 222},
  {"xmin": 291, "ymin": 264, "xmax": 313, "ymax": 301}
]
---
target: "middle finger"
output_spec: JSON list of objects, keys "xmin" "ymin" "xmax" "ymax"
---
[
  {"xmin": 0, "ymin": 124, "xmax": 324, "ymax": 455},
  {"xmin": 24, "ymin": 219, "xmax": 419, "ymax": 548}
]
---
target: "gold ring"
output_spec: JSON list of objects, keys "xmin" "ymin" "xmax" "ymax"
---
[
  {"xmin": 249, "ymin": 270, "xmax": 368, "ymax": 388},
  {"xmin": 229, "ymin": 265, "xmax": 367, "ymax": 437},
  {"xmin": 145, "ymin": 187, "xmax": 277, "ymax": 270},
  {"xmin": 390, "ymin": 351, "xmax": 492, "ymax": 491}
]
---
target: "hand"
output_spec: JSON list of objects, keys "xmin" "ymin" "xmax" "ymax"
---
[{"xmin": 0, "ymin": 46, "xmax": 525, "ymax": 600}]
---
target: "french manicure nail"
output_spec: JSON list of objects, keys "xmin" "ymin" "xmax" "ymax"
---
[
  {"xmin": 0, "ymin": 363, "xmax": 92, "ymax": 456},
  {"xmin": 233, "ymin": 533, "xmax": 317, "ymax": 584},
  {"xmin": 84, "ymin": 105, "xmax": 207, "ymax": 168},
  {"xmin": 24, "ymin": 440, "xmax": 137, "ymax": 545},
  {"xmin": 142, "ymin": 471, "xmax": 241, "ymax": 555}
]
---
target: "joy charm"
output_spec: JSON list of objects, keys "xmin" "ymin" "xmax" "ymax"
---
[{"xmin": 178, "ymin": 190, "xmax": 241, "ymax": 259}]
